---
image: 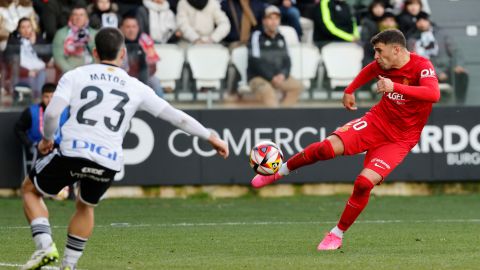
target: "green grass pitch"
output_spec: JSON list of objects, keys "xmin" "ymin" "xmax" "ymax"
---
[{"xmin": 1, "ymin": 194, "xmax": 479, "ymax": 269}]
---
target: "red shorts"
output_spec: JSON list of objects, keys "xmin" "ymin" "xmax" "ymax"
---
[{"xmin": 332, "ymin": 115, "xmax": 415, "ymax": 180}]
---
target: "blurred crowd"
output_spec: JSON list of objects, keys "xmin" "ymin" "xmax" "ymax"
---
[{"xmin": 0, "ymin": 0, "xmax": 469, "ymax": 108}]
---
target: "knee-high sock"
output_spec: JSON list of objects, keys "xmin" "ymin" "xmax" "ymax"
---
[
  {"xmin": 337, "ymin": 175, "xmax": 374, "ymax": 232},
  {"xmin": 286, "ymin": 140, "xmax": 335, "ymax": 171}
]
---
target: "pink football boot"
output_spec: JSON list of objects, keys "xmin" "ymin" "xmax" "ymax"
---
[
  {"xmin": 251, "ymin": 173, "xmax": 283, "ymax": 188},
  {"xmin": 317, "ymin": 232, "xmax": 342, "ymax": 250}
]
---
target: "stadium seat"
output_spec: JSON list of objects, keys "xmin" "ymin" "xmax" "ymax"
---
[
  {"xmin": 300, "ymin": 17, "xmax": 314, "ymax": 44},
  {"xmin": 321, "ymin": 42, "xmax": 364, "ymax": 98},
  {"xmin": 230, "ymin": 46, "xmax": 250, "ymax": 93},
  {"xmin": 289, "ymin": 44, "xmax": 322, "ymax": 90},
  {"xmin": 154, "ymin": 44, "xmax": 185, "ymax": 100},
  {"xmin": 279, "ymin": 25, "xmax": 300, "ymax": 47},
  {"xmin": 186, "ymin": 44, "xmax": 230, "ymax": 108}
]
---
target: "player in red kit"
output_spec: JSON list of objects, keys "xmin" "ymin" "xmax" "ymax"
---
[{"xmin": 251, "ymin": 29, "xmax": 440, "ymax": 250}]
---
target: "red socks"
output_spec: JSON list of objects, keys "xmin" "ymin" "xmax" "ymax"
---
[
  {"xmin": 337, "ymin": 175, "xmax": 374, "ymax": 232},
  {"xmin": 286, "ymin": 140, "xmax": 335, "ymax": 171}
]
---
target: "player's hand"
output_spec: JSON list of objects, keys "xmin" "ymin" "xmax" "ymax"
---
[
  {"xmin": 208, "ymin": 134, "xmax": 229, "ymax": 159},
  {"xmin": 377, "ymin": 75, "xmax": 394, "ymax": 93},
  {"xmin": 37, "ymin": 138, "xmax": 54, "ymax": 155},
  {"xmin": 343, "ymin": 93, "xmax": 357, "ymax": 111}
]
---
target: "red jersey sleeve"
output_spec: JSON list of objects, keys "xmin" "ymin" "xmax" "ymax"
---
[
  {"xmin": 344, "ymin": 61, "xmax": 378, "ymax": 94},
  {"xmin": 393, "ymin": 59, "xmax": 440, "ymax": 103}
]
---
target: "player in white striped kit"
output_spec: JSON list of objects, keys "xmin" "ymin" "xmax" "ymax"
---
[{"xmin": 20, "ymin": 27, "xmax": 229, "ymax": 270}]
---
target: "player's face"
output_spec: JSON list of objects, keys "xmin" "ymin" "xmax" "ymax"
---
[
  {"xmin": 41, "ymin": 92, "xmax": 54, "ymax": 106},
  {"xmin": 373, "ymin": 43, "xmax": 398, "ymax": 70}
]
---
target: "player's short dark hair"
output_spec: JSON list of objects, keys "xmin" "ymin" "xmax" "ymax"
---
[
  {"xmin": 41, "ymin": 83, "xmax": 57, "ymax": 94},
  {"xmin": 94, "ymin": 27, "xmax": 125, "ymax": 61},
  {"xmin": 370, "ymin": 29, "xmax": 406, "ymax": 48}
]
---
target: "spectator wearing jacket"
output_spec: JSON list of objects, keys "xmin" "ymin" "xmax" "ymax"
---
[
  {"xmin": 396, "ymin": 0, "xmax": 422, "ymax": 36},
  {"xmin": 176, "ymin": 0, "xmax": 231, "ymax": 44},
  {"xmin": 52, "ymin": 7, "xmax": 97, "ymax": 74},
  {"xmin": 220, "ymin": 0, "xmax": 265, "ymax": 44},
  {"xmin": 408, "ymin": 12, "xmax": 469, "ymax": 104},
  {"xmin": 120, "ymin": 15, "xmax": 164, "ymax": 96},
  {"xmin": 87, "ymin": 0, "xmax": 120, "ymax": 29},
  {"xmin": 312, "ymin": 0, "xmax": 359, "ymax": 43},
  {"xmin": 0, "ymin": 0, "xmax": 37, "ymax": 50},
  {"xmin": 14, "ymin": 83, "xmax": 69, "ymax": 152},
  {"xmin": 137, "ymin": 0, "xmax": 177, "ymax": 43},
  {"xmin": 247, "ymin": 5, "xmax": 302, "ymax": 107},
  {"xmin": 5, "ymin": 18, "xmax": 50, "ymax": 97},
  {"xmin": 40, "ymin": 0, "xmax": 87, "ymax": 42}
]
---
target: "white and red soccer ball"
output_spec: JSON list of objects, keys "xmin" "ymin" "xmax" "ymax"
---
[{"xmin": 249, "ymin": 141, "xmax": 284, "ymax": 176}]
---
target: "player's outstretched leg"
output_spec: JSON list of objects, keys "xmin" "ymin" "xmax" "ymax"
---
[
  {"xmin": 251, "ymin": 138, "xmax": 339, "ymax": 188},
  {"xmin": 61, "ymin": 199, "xmax": 94, "ymax": 270},
  {"xmin": 21, "ymin": 177, "xmax": 59, "ymax": 270},
  {"xmin": 318, "ymin": 172, "xmax": 377, "ymax": 250}
]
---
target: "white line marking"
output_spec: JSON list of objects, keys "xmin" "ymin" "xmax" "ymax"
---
[
  {"xmin": 1, "ymin": 219, "xmax": 480, "ymax": 230},
  {"xmin": 0, "ymin": 262, "xmax": 58, "ymax": 269}
]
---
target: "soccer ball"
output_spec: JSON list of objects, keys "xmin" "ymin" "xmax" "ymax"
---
[{"xmin": 249, "ymin": 141, "xmax": 284, "ymax": 176}]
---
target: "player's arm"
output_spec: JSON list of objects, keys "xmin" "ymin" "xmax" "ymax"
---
[
  {"xmin": 378, "ymin": 61, "xmax": 440, "ymax": 103},
  {"xmin": 343, "ymin": 61, "xmax": 377, "ymax": 110},
  {"xmin": 39, "ymin": 71, "xmax": 74, "ymax": 154},
  {"xmin": 140, "ymin": 91, "xmax": 229, "ymax": 159},
  {"xmin": 39, "ymin": 96, "xmax": 69, "ymax": 154}
]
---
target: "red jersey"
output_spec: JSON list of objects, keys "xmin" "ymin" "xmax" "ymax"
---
[{"xmin": 344, "ymin": 53, "xmax": 440, "ymax": 143}]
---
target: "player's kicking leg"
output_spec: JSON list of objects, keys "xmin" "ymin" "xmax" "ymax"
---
[
  {"xmin": 251, "ymin": 135, "xmax": 344, "ymax": 188},
  {"xmin": 21, "ymin": 176, "xmax": 59, "ymax": 270}
]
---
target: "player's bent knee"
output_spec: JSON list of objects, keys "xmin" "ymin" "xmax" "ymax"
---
[
  {"xmin": 326, "ymin": 135, "xmax": 345, "ymax": 156},
  {"xmin": 21, "ymin": 177, "xmax": 36, "ymax": 194},
  {"xmin": 359, "ymin": 168, "xmax": 382, "ymax": 185}
]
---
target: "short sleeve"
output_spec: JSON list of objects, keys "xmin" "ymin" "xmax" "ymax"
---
[
  {"xmin": 138, "ymin": 83, "xmax": 169, "ymax": 117},
  {"xmin": 53, "ymin": 70, "xmax": 75, "ymax": 102}
]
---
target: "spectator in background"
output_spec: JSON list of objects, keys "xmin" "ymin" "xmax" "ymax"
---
[
  {"xmin": 5, "ymin": 18, "xmax": 50, "ymax": 98},
  {"xmin": 220, "ymin": 0, "xmax": 265, "ymax": 44},
  {"xmin": 87, "ymin": 0, "xmax": 120, "ymax": 29},
  {"xmin": 396, "ymin": 0, "xmax": 421, "ymax": 36},
  {"xmin": 176, "ymin": 0, "xmax": 231, "ymax": 44},
  {"xmin": 0, "ymin": 0, "xmax": 37, "ymax": 50},
  {"xmin": 312, "ymin": 0, "xmax": 359, "ymax": 44},
  {"xmin": 247, "ymin": 5, "xmax": 302, "ymax": 107},
  {"xmin": 360, "ymin": 1, "xmax": 385, "ymax": 66},
  {"xmin": 14, "ymin": 83, "xmax": 68, "ymax": 159},
  {"xmin": 137, "ymin": 0, "xmax": 177, "ymax": 43},
  {"xmin": 120, "ymin": 16, "xmax": 164, "ymax": 96},
  {"xmin": 408, "ymin": 12, "xmax": 469, "ymax": 104},
  {"xmin": 361, "ymin": 7, "xmax": 397, "ymax": 66},
  {"xmin": 53, "ymin": 7, "xmax": 97, "ymax": 74},
  {"xmin": 262, "ymin": 0, "xmax": 302, "ymax": 39},
  {"xmin": 41, "ymin": 0, "xmax": 87, "ymax": 42}
]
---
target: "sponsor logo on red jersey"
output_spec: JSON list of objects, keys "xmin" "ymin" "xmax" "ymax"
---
[{"xmin": 420, "ymin": 68, "xmax": 436, "ymax": 78}]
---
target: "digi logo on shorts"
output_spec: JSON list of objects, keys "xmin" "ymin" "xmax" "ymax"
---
[{"xmin": 72, "ymin": 139, "xmax": 118, "ymax": 161}]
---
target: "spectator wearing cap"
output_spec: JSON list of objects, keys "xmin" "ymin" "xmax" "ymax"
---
[
  {"xmin": 52, "ymin": 7, "xmax": 97, "ymax": 74},
  {"xmin": 176, "ymin": 0, "xmax": 231, "ymax": 44},
  {"xmin": 247, "ymin": 5, "xmax": 303, "ymax": 107},
  {"xmin": 262, "ymin": 0, "xmax": 302, "ymax": 39},
  {"xmin": 408, "ymin": 11, "xmax": 469, "ymax": 104},
  {"xmin": 312, "ymin": 0, "xmax": 359, "ymax": 44}
]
